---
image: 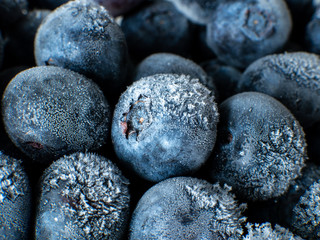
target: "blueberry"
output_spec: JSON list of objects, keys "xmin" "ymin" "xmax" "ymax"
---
[
  {"xmin": 112, "ymin": 74, "xmax": 219, "ymax": 182},
  {"xmin": 129, "ymin": 177, "xmax": 247, "ymax": 239},
  {"xmin": 5, "ymin": 9, "xmax": 51, "ymax": 67},
  {"xmin": 0, "ymin": 152, "xmax": 31, "ymax": 240},
  {"xmin": 35, "ymin": 152, "xmax": 130, "ymax": 240},
  {"xmin": 209, "ymin": 92, "xmax": 307, "ymax": 201},
  {"xmin": 238, "ymin": 52, "xmax": 320, "ymax": 128},
  {"xmin": 201, "ymin": 59, "xmax": 242, "ymax": 102},
  {"xmin": 166, "ymin": 0, "xmax": 221, "ymax": 25},
  {"xmin": 2, "ymin": 66, "xmax": 111, "ymax": 163},
  {"xmin": 244, "ymin": 222, "xmax": 303, "ymax": 239},
  {"xmin": 121, "ymin": 1, "xmax": 194, "ymax": 61},
  {"xmin": 206, "ymin": 0, "xmax": 292, "ymax": 68},
  {"xmin": 0, "ymin": 0, "xmax": 28, "ymax": 28},
  {"xmin": 34, "ymin": 0, "xmax": 129, "ymax": 100},
  {"xmin": 134, "ymin": 53, "xmax": 216, "ymax": 92},
  {"xmin": 306, "ymin": 5, "xmax": 320, "ymax": 54},
  {"xmin": 291, "ymin": 179, "xmax": 320, "ymax": 239}
]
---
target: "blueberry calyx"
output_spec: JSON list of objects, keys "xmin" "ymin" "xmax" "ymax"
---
[
  {"xmin": 241, "ymin": 7, "xmax": 275, "ymax": 41},
  {"xmin": 120, "ymin": 95, "xmax": 152, "ymax": 140}
]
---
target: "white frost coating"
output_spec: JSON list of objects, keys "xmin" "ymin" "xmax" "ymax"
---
[
  {"xmin": 0, "ymin": 152, "xmax": 28, "ymax": 203},
  {"xmin": 244, "ymin": 222, "xmax": 303, "ymax": 240},
  {"xmin": 39, "ymin": 152, "xmax": 130, "ymax": 239}
]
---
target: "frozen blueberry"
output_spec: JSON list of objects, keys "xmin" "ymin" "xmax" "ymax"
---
[
  {"xmin": 35, "ymin": 152, "xmax": 130, "ymax": 240},
  {"xmin": 291, "ymin": 179, "xmax": 320, "ymax": 239},
  {"xmin": 238, "ymin": 52, "xmax": 320, "ymax": 128},
  {"xmin": 5, "ymin": 9, "xmax": 51, "ymax": 67},
  {"xmin": 134, "ymin": 53, "xmax": 216, "ymax": 92},
  {"xmin": 0, "ymin": 0, "xmax": 28, "ymax": 28},
  {"xmin": 209, "ymin": 92, "xmax": 307, "ymax": 201},
  {"xmin": 206, "ymin": 0, "xmax": 292, "ymax": 69},
  {"xmin": 244, "ymin": 222, "xmax": 303, "ymax": 240},
  {"xmin": 201, "ymin": 59, "xmax": 242, "ymax": 102},
  {"xmin": 34, "ymin": 0, "xmax": 129, "ymax": 100},
  {"xmin": 2, "ymin": 66, "xmax": 111, "ymax": 163},
  {"xmin": 306, "ymin": 4, "xmax": 320, "ymax": 54},
  {"xmin": 112, "ymin": 74, "xmax": 219, "ymax": 182},
  {"xmin": 166, "ymin": 0, "xmax": 221, "ymax": 25},
  {"xmin": 129, "ymin": 177, "xmax": 247, "ymax": 239},
  {"xmin": 121, "ymin": 1, "xmax": 194, "ymax": 61},
  {"xmin": 0, "ymin": 152, "xmax": 31, "ymax": 240}
]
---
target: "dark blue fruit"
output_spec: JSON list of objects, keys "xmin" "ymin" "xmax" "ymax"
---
[
  {"xmin": 2, "ymin": 66, "xmax": 111, "ymax": 163},
  {"xmin": 34, "ymin": 0, "xmax": 129, "ymax": 99},
  {"xmin": 167, "ymin": 0, "xmax": 222, "ymax": 25},
  {"xmin": 121, "ymin": 1, "xmax": 194, "ymax": 61},
  {"xmin": 206, "ymin": 0, "xmax": 292, "ymax": 68},
  {"xmin": 209, "ymin": 92, "xmax": 307, "ymax": 201},
  {"xmin": 238, "ymin": 52, "xmax": 320, "ymax": 128},
  {"xmin": 130, "ymin": 177, "xmax": 247, "ymax": 239},
  {"xmin": 112, "ymin": 74, "xmax": 219, "ymax": 182},
  {"xmin": 35, "ymin": 152, "xmax": 130, "ymax": 240},
  {"xmin": 134, "ymin": 52, "xmax": 216, "ymax": 92},
  {"xmin": 0, "ymin": 152, "xmax": 31, "ymax": 240}
]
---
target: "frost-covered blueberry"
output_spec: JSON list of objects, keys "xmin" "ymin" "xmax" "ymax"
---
[
  {"xmin": 112, "ymin": 74, "xmax": 219, "ymax": 182},
  {"xmin": 209, "ymin": 92, "xmax": 307, "ymax": 201},
  {"xmin": 34, "ymin": 0, "xmax": 129, "ymax": 100},
  {"xmin": 206, "ymin": 0, "xmax": 292, "ymax": 69},
  {"xmin": 0, "ymin": 0, "xmax": 28, "ymax": 28},
  {"xmin": 0, "ymin": 152, "xmax": 31, "ymax": 240},
  {"xmin": 166, "ymin": 0, "xmax": 221, "ymax": 25},
  {"xmin": 244, "ymin": 222, "xmax": 303, "ymax": 240},
  {"xmin": 2, "ymin": 66, "xmax": 111, "ymax": 163},
  {"xmin": 121, "ymin": 1, "xmax": 194, "ymax": 61},
  {"xmin": 201, "ymin": 59, "xmax": 242, "ymax": 102},
  {"xmin": 238, "ymin": 52, "xmax": 320, "ymax": 128},
  {"xmin": 134, "ymin": 53, "xmax": 215, "ymax": 92},
  {"xmin": 129, "ymin": 177, "xmax": 247, "ymax": 239},
  {"xmin": 35, "ymin": 152, "xmax": 130, "ymax": 240}
]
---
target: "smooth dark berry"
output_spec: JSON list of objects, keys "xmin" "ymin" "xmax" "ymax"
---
[
  {"xmin": 206, "ymin": 0, "xmax": 292, "ymax": 68},
  {"xmin": 112, "ymin": 74, "xmax": 219, "ymax": 182}
]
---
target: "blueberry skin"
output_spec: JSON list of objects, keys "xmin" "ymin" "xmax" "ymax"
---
[
  {"xmin": 206, "ymin": 0, "xmax": 292, "ymax": 69},
  {"xmin": 134, "ymin": 53, "xmax": 216, "ymax": 92},
  {"xmin": 35, "ymin": 152, "xmax": 130, "ymax": 240},
  {"xmin": 121, "ymin": 1, "xmax": 194, "ymax": 61},
  {"xmin": 166, "ymin": 0, "xmax": 221, "ymax": 25},
  {"xmin": 112, "ymin": 74, "xmax": 219, "ymax": 182},
  {"xmin": 210, "ymin": 92, "xmax": 307, "ymax": 201},
  {"xmin": 0, "ymin": 152, "xmax": 31, "ymax": 240},
  {"xmin": 306, "ymin": 7, "xmax": 320, "ymax": 54},
  {"xmin": 2, "ymin": 66, "xmax": 111, "ymax": 163},
  {"xmin": 244, "ymin": 222, "xmax": 303, "ymax": 240},
  {"xmin": 34, "ymin": 0, "xmax": 129, "ymax": 99},
  {"xmin": 129, "ymin": 177, "xmax": 247, "ymax": 240},
  {"xmin": 238, "ymin": 52, "xmax": 320, "ymax": 128},
  {"xmin": 0, "ymin": 0, "xmax": 28, "ymax": 28},
  {"xmin": 201, "ymin": 59, "xmax": 242, "ymax": 103}
]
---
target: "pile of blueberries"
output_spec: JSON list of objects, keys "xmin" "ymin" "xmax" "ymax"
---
[{"xmin": 0, "ymin": 0, "xmax": 320, "ymax": 239}]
